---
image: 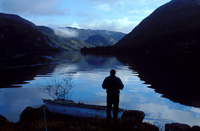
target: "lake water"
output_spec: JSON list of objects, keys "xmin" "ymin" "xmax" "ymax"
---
[{"xmin": 1, "ymin": 51, "xmax": 200, "ymax": 129}]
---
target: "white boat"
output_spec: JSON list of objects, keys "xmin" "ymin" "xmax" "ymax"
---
[{"xmin": 43, "ymin": 99, "xmax": 124, "ymax": 119}]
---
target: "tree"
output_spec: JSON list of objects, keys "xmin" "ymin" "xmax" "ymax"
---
[{"xmin": 40, "ymin": 74, "xmax": 74, "ymax": 100}]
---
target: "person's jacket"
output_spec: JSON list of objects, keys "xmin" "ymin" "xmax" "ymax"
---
[{"xmin": 102, "ymin": 75, "xmax": 124, "ymax": 94}]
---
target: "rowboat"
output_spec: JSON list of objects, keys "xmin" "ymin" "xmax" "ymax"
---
[{"xmin": 43, "ymin": 99, "xmax": 124, "ymax": 118}]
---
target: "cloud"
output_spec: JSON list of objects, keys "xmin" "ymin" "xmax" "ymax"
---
[
  {"xmin": 0, "ymin": 0, "xmax": 66, "ymax": 16},
  {"xmin": 80, "ymin": 17, "xmax": 140, "ymax": 33},
  {"xmin": 91, "ymin": 0, "xmax": 126, "ymax": 11},
  {"xmin": 128, "ymin": 8, "xmax": 153, "ymax": 15},
  {"xmin": 70, "ymin": 22, "xmax": 81, "ymax": 29},
  {"xmin": 90, "ymin": 0, "xmax": 122, "ymax": 4},
  {"xmin": 95, "ymin": 4, "xmax": 112, "ymax": 12},
  {"xmin": 52, "ymin": 27, "xmax": 79, "ymax": 38},
  {"xmin": 90, "ymin": 0, "xmax": 128, "ymax": 7},
  {"xmin": 136, "ymin": 0, "xmax": 146, "ymax": 6},
  {"xmin": 0, "ymin": 0, "xmax": 171, "ymax": 33},
  {"xmin": 136, "ymin": 0, "xmax": 170, "ymax": 6}
]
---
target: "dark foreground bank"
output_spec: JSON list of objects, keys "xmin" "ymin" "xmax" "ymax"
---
[
  {"xmin": 1, "ymin": 106, "xmax": 200, "ymax": 131},
  {"xmin": 0, "ymin": 106, "xmax": 158, "ymax": 131}
]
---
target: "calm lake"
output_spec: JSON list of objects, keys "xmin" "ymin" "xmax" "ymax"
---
[{"xmin": 1, "ymin": 51, "xmax": 200, "ymax": 129}]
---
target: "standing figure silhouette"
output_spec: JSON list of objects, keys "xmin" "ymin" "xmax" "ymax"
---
[{"xmin": 102, "ymin": 69, "xmax": 124, "ymax": 122}]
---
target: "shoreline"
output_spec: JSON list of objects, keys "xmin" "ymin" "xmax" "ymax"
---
[
  {"xmin": 0, "ymin": 106, "xmax": 159, "ymax": 131},
  {"xmin": 1, "ymin": 106, "xmax": 200, "ymax": 131}
]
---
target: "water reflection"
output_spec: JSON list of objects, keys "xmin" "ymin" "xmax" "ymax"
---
[
  {"xmin": 0, "ymin": 52, "xmax": 200, "ymax": 128},
  {"xmin": 117, "ymin": 54, "xmax": 200, "ymax": 108},
  {"xmin": 0, "ymin": 52, "xmax": 59, "ymax": 88},
  {"xmin": 0, "ymin": 88, "xmax": 51, "ymax": 122}
]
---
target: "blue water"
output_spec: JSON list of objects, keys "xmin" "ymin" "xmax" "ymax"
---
[{"xmin": 0, "ymin": 51, "xmax": 200, "ymax": 129}]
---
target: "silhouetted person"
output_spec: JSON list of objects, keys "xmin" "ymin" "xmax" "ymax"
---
[{"xmin": 102, "ymin": 69, "xmax": 124, "ymax": 122}]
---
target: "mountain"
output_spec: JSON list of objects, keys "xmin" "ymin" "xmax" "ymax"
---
[
  {"xmin": 0, "ymin": 13, "xmax": 58, "ymax": 52},
  {"xmin": 65, "ymin": 27, "xmax": 126, "ymax": 41},
  {"xmin": 39, "ymin": 26, "xmax": 125, "ymax": 50},
  {"xmin": 85, "ymin": 34, "xmax": 116, "ymax": 46},
  {"xmin": 0, "ymin": 12, "xmax": 125, "ymax": 52},
  {"xmin": 38, "ymin": 26, "xmax": 94, "ymax": 51},
  {"xmin": 115, "ymin": 0, "xmax": 200, "ymax": 53}
]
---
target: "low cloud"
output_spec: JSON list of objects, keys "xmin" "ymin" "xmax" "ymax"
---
[{"xmin": 52, "ymin": 27, "xmax": 79, "ymax": 38}]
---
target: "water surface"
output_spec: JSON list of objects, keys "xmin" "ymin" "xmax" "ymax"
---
[{"xmin": 0, "ymin": 51, "xmax": 200, "ymax": 129}]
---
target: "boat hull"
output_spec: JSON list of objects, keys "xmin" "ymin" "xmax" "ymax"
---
[{"xmin": 43, "ymin": 99, "xmax": 124, "ymax": 119}]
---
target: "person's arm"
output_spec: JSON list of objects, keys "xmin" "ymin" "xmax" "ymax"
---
[
  {"xmin": 118, "ymin": 78, "xmax": 124, "ymax": 90},
  {"xmin": 102, "ymin": 77, "xmax": 108, "ymax": 89}
]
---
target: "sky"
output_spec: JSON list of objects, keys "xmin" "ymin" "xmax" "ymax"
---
[{"xmin": 0, "ymin": 0, "xmax": 170, "ymax": 33}]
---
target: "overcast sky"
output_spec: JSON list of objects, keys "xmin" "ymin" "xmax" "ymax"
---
[{"xmin": 0, "ymin": 0, "xmax": 170, "ymax": 33}]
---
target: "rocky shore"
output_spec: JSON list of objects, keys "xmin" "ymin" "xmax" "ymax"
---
[
  {"xmin": 0, "ymin": 106, "xmax": 200, "ymax": 131},
  {"xmin": 0, "ymin": 106, "xmax": 158, "ymax": 131}
]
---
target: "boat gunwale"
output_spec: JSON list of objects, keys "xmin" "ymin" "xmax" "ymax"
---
[{"xmin": 43, "ymin": 99, "xmax": 124, "ymax": 111}]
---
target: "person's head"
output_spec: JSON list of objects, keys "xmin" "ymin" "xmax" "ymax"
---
[{"xmin": 110, "ymin": 69, "xmax": 116, "ymax": 76}]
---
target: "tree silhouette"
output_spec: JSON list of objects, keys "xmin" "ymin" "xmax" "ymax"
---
[{"xmin": 40, "ymin": 74, "xmax": 74, "ymax": 100}]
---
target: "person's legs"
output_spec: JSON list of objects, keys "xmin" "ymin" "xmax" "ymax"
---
[
  {"xmin": 107, "ymin": 95, "xmax": 112, "ymax": 122},
  {"xmin": 113, "ymin": 102, "xmax": 119, "ymax": 122},
  {"xmin": 113, "ymin": 95, "xmax": 119, "ymax": 122}
]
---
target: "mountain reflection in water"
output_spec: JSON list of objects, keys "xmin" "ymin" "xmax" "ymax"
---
[
  {"xmin": 0, "ymin": 51, "xmax": 200, "ymax": 127},
  {"xmin": 117, "ymin": 54, "xmax": 200, "ymax": 108},
  {"xmin": 0, "ymin": 52, "xmax": 59, "ymax": 88}
]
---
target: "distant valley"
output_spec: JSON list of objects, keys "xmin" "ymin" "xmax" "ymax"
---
[
  {"xmin": 39, "ymin": 26, "xmax": 125, "ymax": 51},
  {"xmin": 0, "ymin": 12, "xmax": 126, "ymax": 52},
  {"xmin": 2, "ymin": 0, "xmax": 200, "ymax": 54}
]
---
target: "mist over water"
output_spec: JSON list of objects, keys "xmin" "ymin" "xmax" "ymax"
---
[{"xmin": 0, "ymin": 51, "xmax": 200, "ymax": 128}]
